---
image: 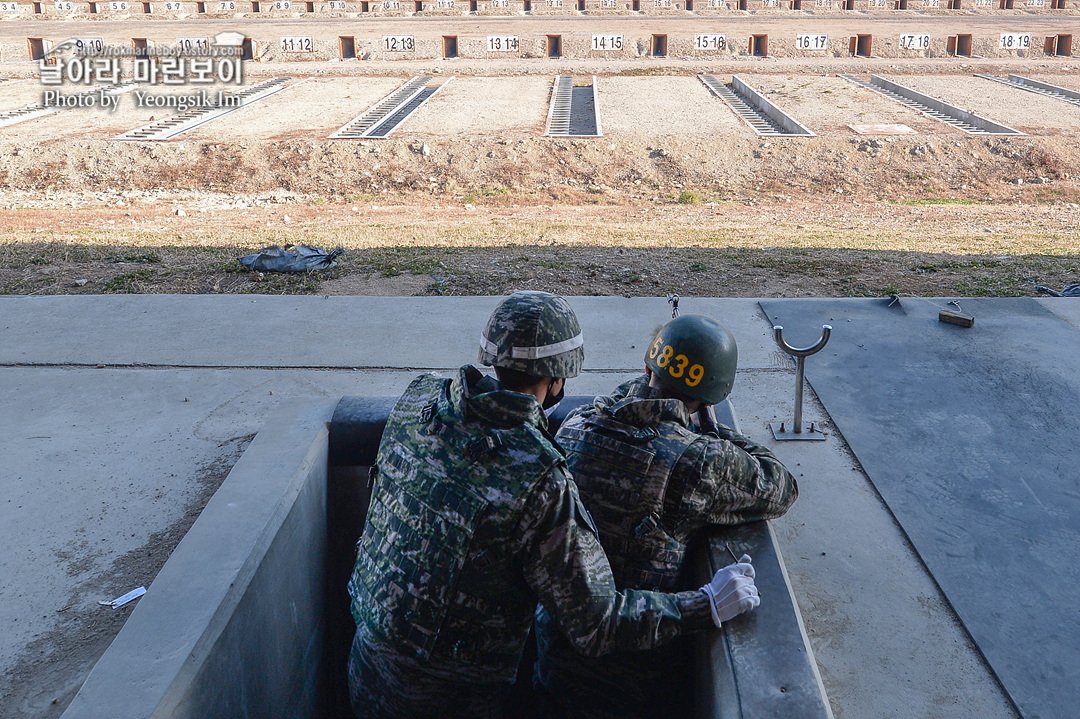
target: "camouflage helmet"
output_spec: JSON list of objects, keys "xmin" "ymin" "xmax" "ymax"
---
[
  {"xmin": 479, "ymin": 291, "xmax": 584, "ymax": 378},
  {"xmin": 645, "ymin": 314, "xmax": 737, "ymax": 405}
]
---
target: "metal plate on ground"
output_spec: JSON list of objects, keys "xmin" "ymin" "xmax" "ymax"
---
[
  {"xmin": 759, "ymin": 297, "xmax": 1080, "ymax": 719},
  {"xmin": 846, "ymin": 123, "xmax": 915, "ymax": 135}
]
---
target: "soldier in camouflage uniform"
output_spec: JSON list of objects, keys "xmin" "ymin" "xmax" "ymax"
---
[
  {"xmin": 534, "ymin": 313, "xmax": 799, "ymax": 719},
  {"xmin": 347, "ymin": 293, "xmax": 761, "ymax": 719}
]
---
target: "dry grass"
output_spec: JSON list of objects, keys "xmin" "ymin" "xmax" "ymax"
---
[{"xmin": 2, "ymin": 197, "xmax": 1077, "ymax": 298}]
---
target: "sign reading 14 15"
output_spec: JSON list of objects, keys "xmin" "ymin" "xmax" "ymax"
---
[
  {"xmin": 796, "ymin": 33, "xmax": 828, "ymax": 50},
  {"xmin": 592, "ymin": 34, "xmax": 623, "ymax": 50}
]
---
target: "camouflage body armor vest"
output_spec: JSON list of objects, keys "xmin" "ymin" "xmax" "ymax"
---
[
  {"xmin": 349, "ymin": 373, "xmax": 562, "ymax": 677},
  {"xmin": 557, "ymin": 409, "xmax": 697, "ymax": 591}
]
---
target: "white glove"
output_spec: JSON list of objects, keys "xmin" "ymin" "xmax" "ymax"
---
[{"xmin": 700, "ymin": 555, "xmax": 759, "ymax": 627}]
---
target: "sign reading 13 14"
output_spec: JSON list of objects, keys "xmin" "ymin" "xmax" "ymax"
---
[
  {"xmin": 487, "ymin": 35, "xmax": 519, "ymax": 51},
  {"xmin": 592, "ymin": 34, "xmax": 623, "ymax": 50},
  {"xmin": 280, "ymin": 36, "xmax": 313, "ymax": 52},
  {"xmin": 900, "ymin": 33, "xmax": 931, "ymax": 50},
  {"xmin": 796, "ymin": 33, "xmax": 828, "ymax": 50}
]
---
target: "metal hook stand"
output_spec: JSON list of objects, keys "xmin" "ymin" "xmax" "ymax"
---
[{"xmin": 770, "ymin": 324, "xmax": 832, "ymax": 442}]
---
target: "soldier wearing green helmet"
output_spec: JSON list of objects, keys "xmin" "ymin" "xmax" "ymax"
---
[
  {"xmin": 534, "ymin": 313, "xmax": 799, "ymax": 719},
  {"xmin": 347, "ymin": 292, "xmax": 763, "ymax": 719}
]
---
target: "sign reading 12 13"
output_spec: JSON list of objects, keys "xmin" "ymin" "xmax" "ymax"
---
[
  {"xmin": 383, "ymin": 35, "xmax": 414, "ymax": 51},
  {"xmin": 796, "ymin": 33, "xmax": 828, "ymax": 50}
]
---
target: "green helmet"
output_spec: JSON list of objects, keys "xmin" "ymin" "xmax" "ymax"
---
[
  {"xmin": 479, "ymin": 291, "xmax": 584, "ymax": 378},
  {"xmin": 645, "ymin": 314, "xmax": 737, "ymax": 405}
]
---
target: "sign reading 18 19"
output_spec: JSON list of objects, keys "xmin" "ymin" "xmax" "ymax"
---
[
  {"xmin": 592, "ymin": 34, "xmax": 623, "ymax": 50},
  {"xmin": 280, "ymin": 36, "xmax": 313, "ymax": 52},
  {"xmin": 999, "ymin": 32, "xmax": 1031, "ymax": 49},
  {"xmin": 796, "ymin": 33, "xmax": 828, "ymax": 50},
  {"xmin": 383, "ymin": 35, "xmax": 415, "ymax": 51}
]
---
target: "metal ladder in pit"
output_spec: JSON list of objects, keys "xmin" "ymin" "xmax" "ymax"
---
[
  {"xmin": 699, "ymin": 75, "xmax": 787, "ymax": 137},
  {"xmin": 839, "ymin": 74, "xmax": 988, "ymax": 134},
  {"xmin": 115, "ymin": 77, "xmax": 291, "ymax": 141},
  {"xmin": 545, "ymin": 75, "xmax": 574, "ymax": 136},
  {"xmin": 331, "ymin": 75, "xmax": 446, "ymax": 139}
]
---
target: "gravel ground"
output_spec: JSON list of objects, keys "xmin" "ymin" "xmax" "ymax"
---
[
  {"xmin": 740, "ymin": 73, "xmax": 951, "ymax": 134},
  {"xmin": 899, "ymin": 74, "xmax": 1080, "ymax": 133},
  {"xmin": 0, "ymin": 80, "xmax": 51, "ymax": 109},
  {"xmin": 184, "ymin": 76, "xmax": 404, "ymax": 140},
  {"xmin": 406, "ymin": 75, "xmax": 554, "ymax": 135},
  {"xmin": 596, "ymin": 75, "xmax": 753, "ymax": 137}
]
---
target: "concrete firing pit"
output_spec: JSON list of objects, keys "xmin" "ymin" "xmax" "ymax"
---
[
  {"xmin": 900, "ymin": 74, "xmax": 1080, "ymax": 134},
  {"xmin": 182, "ymin": 76, "xmax": 404, "ymax": 141},
  {"xmin": 8, "ymin": 296, "xmax": 1077, "ymax": 718},
  {"xmin": 740, "ymin": 73, "xmax": 956, "ymax": 135},
  {"xmin": 596, "ymin": 75, "xmax": 753, "ymax": 137},
  {"xmin": 401, "ymin": 75, "xmax": 554, "ymax": 136}
]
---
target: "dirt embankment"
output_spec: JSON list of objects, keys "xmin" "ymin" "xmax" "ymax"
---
[{"xmin": 1, "ymin": 132, "xmax": 1078, "ymax": 201}]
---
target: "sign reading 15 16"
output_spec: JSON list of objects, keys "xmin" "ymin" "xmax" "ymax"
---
[
  {"xmin": 694, "ymin": 34, "xmax": 726, "ymax": 50},
  {"xmin": 592, "ymin": 34, "xmax": 623, "ymax": 50},
  {"xmin": 796, "ymin": 33, "xmax": 828, "ymax": 50}
]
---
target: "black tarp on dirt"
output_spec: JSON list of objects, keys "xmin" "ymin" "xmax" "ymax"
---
[{"xmin": 759, "ymin": 297, "xmax": 1080, "ymax": 719}]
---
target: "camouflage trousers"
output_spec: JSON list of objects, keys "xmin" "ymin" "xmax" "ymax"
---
[
  {"xmin": 532, "ymin": 609, "xmax": 694, "ymax": 719},
  {"xmin": 348, "ymin": 630, "xmax": 514, "ymax": 719}
]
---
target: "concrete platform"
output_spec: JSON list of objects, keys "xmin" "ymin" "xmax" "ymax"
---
[{"xmin": 3, "ymin": 295, "xmax": 1074, "ymax": 718}]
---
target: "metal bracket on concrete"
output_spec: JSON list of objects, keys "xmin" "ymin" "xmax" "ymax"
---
[
  {"xmin": 771, "ymin": 324, "xmax": 831, "ymax": 441},
  {"xmin": 114, "ymin": 77, "xmax": 294, "ymax": 141},
  {"xmin": 330, "ymin": 75, "xmax": 451, "ymax": 139},
  {"xmin": 700, "ymin": 74, "xmax": 816, "ymax": 137},
  {"xmin": 840, "ymin": 74, "xmax": 1024, "ymax": 135},
  {"xmin": 975, "ymin": 73, "xmax": 1080, "ymax": 109},
  {"xmin": 0, "ymin": 81, "xmax": 137, "ymax": 129}
]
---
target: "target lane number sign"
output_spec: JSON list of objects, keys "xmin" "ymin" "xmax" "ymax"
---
[
  {"xmin": 383, "ymin": 35, "xmax": 415, "ymax": 51},
  {"xmin": 900, "ymin": 33, "xmax": 931, "ymax": 50},
  {"xmin": 1000, "ymin": 32, "xmax": 1031, "ymax": 49},
  {"xmin": 695, "ymin": 33, "xmax": 726, "ymax": 50},
  {"xmin": 592, "ymin": 34, "xmax": 623, "ymax": 50},
  {"xmin": 487, "ymin": 35, "xmax": 519, "ymax": 51},
  {"xmin": 797, "ymin": 33, "xmax": 828, "ymax": 50},
  {"xmin": 280, "ymin": 36, "xmax": 313, "ymax": 52}
]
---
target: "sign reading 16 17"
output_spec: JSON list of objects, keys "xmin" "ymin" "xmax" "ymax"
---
[
  {"xmin": 1000, "ymin": 32, "xmax": 1030, "ymax": 49},
  {"xmin": 796, "ymin": 33, "xmax": 828, "ymax": 50},
  {"xmin": 383, "ymin": 35, "xmax": 415, "ymax": 51},
  {"xmin": 592, "ymin": 34, "xmax": 623, "ymax": 50},
  {"xmin": 694, "ymin": 34, "xmax": 726, "ymax": 50},
  {"xmin": 900, "ymin": 33, "xmax": 931, "ymax": 50},
  {"xmin": 487, "ymin": 35, "xmax": 519, "ymax": 51},
  {"xmin": 280, "ymin": 36, "xmax": 313, "ymax": 52}
]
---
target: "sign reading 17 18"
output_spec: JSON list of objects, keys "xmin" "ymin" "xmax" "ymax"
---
[
  {"xmin": 796, "ymin": 33, "xmax": 828, "ymax": 50},
  {"xmin": 592, "ymin": 34, "xmax": 623, "ymax": 51},
  {"xmin": 900, "ymin": 33, "xmax": 931, "ymax": 50}
]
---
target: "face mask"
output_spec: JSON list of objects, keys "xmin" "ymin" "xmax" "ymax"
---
[{"xmin": 542, "ymin": 380, "xmax": 565, "ymax": 413}]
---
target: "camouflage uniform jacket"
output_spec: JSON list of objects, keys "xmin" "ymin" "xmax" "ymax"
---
[
  {"xmin": 347, "ymin": 366, "xmax": 713, "ymax": 692},
  {"xmin": 534, "ymin": 375, "xmax": 797, "ymax": 716}
]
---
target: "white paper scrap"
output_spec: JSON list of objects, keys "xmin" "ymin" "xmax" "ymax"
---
[{"xmin": 99, "ymin": 586, "xmax": 147, "ymax": 609}]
